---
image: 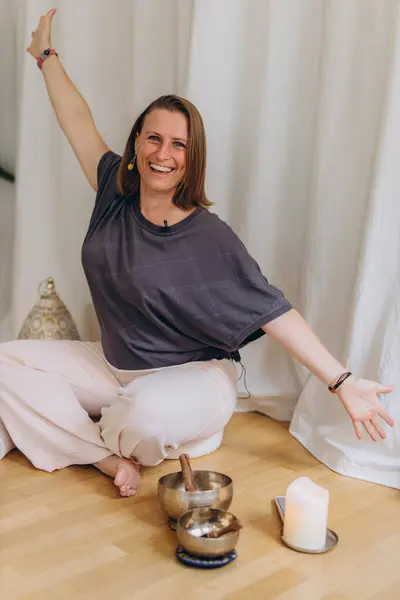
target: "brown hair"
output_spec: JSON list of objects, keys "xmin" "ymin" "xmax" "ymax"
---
[{"xmin": 117, "ymin": 94, "xmax": 212, "ymax": 209}]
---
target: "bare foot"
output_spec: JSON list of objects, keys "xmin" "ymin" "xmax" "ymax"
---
[{"xmin": 94, "ymin": 455, "xmax": 141, "ymax": 497}]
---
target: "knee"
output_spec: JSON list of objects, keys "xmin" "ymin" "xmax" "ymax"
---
[
  {"xmin": 99, "ymin": 365, "xmax": 237, "ymax": 463},
  {"xmin": 99, "ymin": 396, "xmax": 169, "ymax": 465},
  {"xmin": 101, "ymin": 394, "xmax": 165, "ymax": 440}
]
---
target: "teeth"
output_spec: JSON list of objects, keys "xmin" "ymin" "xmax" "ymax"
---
[{"xmin": 150, "ymin": 163, "xmax": 173, "ymax": 173}]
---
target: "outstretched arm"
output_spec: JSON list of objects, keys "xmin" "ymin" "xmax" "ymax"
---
[
  {"xmin": 27, "ymin": 8, "xmax": 109, "ymax": 191},
  {"xmin": 262, "ymin": 309, "xmax": 394, "ymax": 441}
]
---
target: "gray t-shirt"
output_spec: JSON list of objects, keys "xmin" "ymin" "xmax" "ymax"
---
[{"xmin": 81, "ymin": 151, "xmax": 292, "ymax": 370}]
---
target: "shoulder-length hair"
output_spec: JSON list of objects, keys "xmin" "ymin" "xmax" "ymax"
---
[{"xmin": 116, "ymin": 95, "xmax": 212, "ymax": 209}]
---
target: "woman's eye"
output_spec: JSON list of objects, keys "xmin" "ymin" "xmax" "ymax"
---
[
  {"xmin": 148, "ymin": 135, "xmax": 160, "ymax": 142},
  {"xmin": 173, "ymin": 141, "xmax": 186, "ymax": 149}
]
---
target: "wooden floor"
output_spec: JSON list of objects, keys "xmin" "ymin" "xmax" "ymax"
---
[{"xmin": 1, "ymin": 413, "xmax": 399, "ymax": 600}]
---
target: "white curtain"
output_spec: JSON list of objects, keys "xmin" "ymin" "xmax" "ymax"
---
[
  {"xmin": 1, "ymin": 0, "xmax": 399, "ymax": 488},
  {"xmin": 0, "ymin": 0, "xmax": 18, "ymax": 339}
]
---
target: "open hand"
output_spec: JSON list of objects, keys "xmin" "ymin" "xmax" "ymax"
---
[
  {"xmin": 27, "ymin": 8, "xmax": 56, "ymax": 60},
  {"xmin": 336, "ymin": 376, "xmax": 394, "ymax": 441}
]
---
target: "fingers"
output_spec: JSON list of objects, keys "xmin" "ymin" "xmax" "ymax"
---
[
  {"xmin": 363, "ymin": 420, "xmax": 380, "ymax": 442},
  {"xmin": 375, "ymin": 382, "xmax": 394, "ymax": 425},
  {"xmin": 358, "ymin": 414, "xmax": 391, "ymax": 442},
  {"xmin": 376, "ymin": 383, "xmax": 394, "ymax": 395},
  {"xmin": 354, "ymin": 410, "xmax": 393, "ymax": 441},
  {"xmin": 30, "ymin": 9, "xmax": 55, "ymax": 48},
  {"xmin": 378, "ymin": 405, "xmax": 395, "ymax": 427},
  {"xmin": 370, "ymin": 417, "xmax": 387, "ymax": 439},
  {"xmin": 353, "ymin": 420, "xmax": 363, "ymax": 440},
  {"xmin": 39, "ymin": 9, "xmax": 56, "ymax": 20},
  {"xmin": 38, "ymin": 9, "xmax": 55, "ymax": 26}
]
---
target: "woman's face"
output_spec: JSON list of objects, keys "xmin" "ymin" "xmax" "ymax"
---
[{"xmin": 135, "ymin": 108, "xmax": 188, "ymax": 195}]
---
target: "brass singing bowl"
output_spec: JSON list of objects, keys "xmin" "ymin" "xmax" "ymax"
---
[
  {"xmin": 157, "ymin": 470, "xmax": 233, "ymax": 521},
  {"xmin": 176, "ymin": 507, "xmax": 240, "ymax": 557}
]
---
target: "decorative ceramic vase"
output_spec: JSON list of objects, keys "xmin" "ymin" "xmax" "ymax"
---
[{"xmin": 18, "ymin": 277, "xmax": 81, "ymax": 341}]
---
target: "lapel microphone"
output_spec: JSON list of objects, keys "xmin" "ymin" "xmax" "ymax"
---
[{"xmin": 164, "ymin": 220, "xmax": 169, "ymax": 229}]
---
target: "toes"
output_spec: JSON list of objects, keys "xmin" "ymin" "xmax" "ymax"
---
[
  {"xmin": 120, "ymin": 484, "xmax": 137, "ymax": 498},
  {"xmin": 114, "ymin": 467, "xmax": 128, "ymax": 487},
  {"xmin": 114, "ymin": 462, "xmax": 141, "ymax": 497},
  {"xmin": 118, "ymin": 479, "xmax": 137, "ymax": 497}
]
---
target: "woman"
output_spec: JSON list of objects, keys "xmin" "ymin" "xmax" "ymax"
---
[{"xmin": 0, "ymin": 9, "xmax": 394, "ymax": 497}]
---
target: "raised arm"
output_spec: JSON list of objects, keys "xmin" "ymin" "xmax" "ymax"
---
[{"xmin": 27, "ymin": 9, "xmax": 108, "ymax": 191}]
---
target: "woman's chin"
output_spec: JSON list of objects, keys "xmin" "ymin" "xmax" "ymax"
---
[{"xmin": 142, "ymin": 178, "xmax": 177, "ymax": 195}]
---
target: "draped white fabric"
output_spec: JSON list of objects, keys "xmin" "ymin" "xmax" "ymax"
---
[
  {"xmin": 1, "ymin": 0, "xmax": 399, "ymax": 487},
  {"xmin": 0, "ymin": 179, "xmax": 15, "ymax": 341}
]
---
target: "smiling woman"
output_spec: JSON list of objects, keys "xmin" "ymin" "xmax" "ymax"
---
[
  {"xmin": 0, "ymin": 8, "xmax": 395, "ymax": 500},
  {"xmin": 133, "ymin": 108, "xmax": 192, "ymax": 225},
  {"xmin": 117, "ymin": 95, "xmax": 213, "ymax": 216}
]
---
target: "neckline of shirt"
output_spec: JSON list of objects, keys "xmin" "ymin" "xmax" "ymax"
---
[{"xmin": 130, "ymin": 196, "xmax": 204, "ymax": 236}]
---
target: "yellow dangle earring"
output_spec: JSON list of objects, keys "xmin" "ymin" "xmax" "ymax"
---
[{"xmin": 127, "ymin": 155, "xmax": 136, "ymax": 171}]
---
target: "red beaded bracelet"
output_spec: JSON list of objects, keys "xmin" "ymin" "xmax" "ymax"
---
[{"xmin": 37, "ymin": 48, "xmax": 58, "ymax": 70}]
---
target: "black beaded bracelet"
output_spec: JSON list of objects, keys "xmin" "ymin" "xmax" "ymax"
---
[{"xmin": 328, "ymin": 371, "xmax": 352, "ymax": 393}]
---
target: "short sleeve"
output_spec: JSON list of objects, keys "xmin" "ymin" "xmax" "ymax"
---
[
  {"xmin": 86, "ymin": 151, "xmax": 122, "ymax": 233},
  {"xmin": 96, "ymin": 150, "xmax": 121, "ymax": 201},
  {"xmin": 219, "ymin": 224, "xmax": 292, "ymax": 349},
  {"xmin": 228, "ymin": 253, "xmax": 292, "ymax": 350},
  {"xmin": 172, "ymin": 214, "xmax": 293, "ymax": 353}
]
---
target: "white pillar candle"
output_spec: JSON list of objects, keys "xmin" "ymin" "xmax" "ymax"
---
[{"xmin": 283, "ymin": 477, "xmax": 329, "ymax": 551}]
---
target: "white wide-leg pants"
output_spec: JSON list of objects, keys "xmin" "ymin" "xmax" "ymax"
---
[{"xmin": 0, "ymin": 340, "xmax": 237, "ymax": 471}]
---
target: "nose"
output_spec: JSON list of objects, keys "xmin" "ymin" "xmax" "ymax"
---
[{"xmin": 155, "ymin": 140, "xmax": 170, "ymax": 161}]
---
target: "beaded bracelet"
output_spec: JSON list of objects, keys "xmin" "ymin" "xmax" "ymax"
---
[{"xmin": 37, "ymin": 48, "xmax": 58, "ymax": 70}]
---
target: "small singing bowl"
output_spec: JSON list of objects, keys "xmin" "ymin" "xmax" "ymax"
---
[
  {"xmin": 177, "ymin": 507, "xmax": 240, "ymax": 557},
  {"xmin": 157, "ymin": 470, "xmax": 233, "ymax": 521}
]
